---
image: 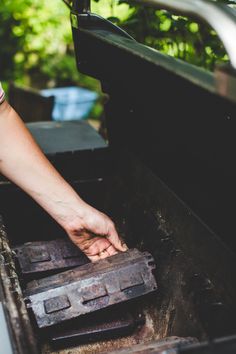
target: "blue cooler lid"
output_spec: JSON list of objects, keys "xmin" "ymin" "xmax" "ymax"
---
[{"xmin": 41, "ymin": 86, "xmax": 98, "ymax": 121}]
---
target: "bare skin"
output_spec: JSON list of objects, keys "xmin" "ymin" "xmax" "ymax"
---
[{"xmin": 0, "ymin": 100, "xmax": 127, "ymax": 261}]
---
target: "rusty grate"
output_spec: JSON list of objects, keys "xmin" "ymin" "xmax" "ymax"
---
[
  {"xmin": 49, "ymin": 309, "xmax": 145, "ymax": 347},
  {"xmin": 24, "ymin": 249, "xmax": 157, "ymax": 328},
  {"xmin": 14, "ymin": 239, "xmax": 89, "ymax": 279}
]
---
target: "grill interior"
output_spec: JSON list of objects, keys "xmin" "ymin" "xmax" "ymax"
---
[{"xmin": 0, "ymin": 147, "xmax": 236, "ymax": 353}]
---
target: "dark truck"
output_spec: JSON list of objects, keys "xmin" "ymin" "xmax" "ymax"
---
[{"xmin": 1, "ymin": 0, "xmax": 236, "ymax": 353}]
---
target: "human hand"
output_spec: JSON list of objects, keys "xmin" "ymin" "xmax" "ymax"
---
[{"xmin": 65, "ymin": 204, "xmax": 128, "ymax": 262}]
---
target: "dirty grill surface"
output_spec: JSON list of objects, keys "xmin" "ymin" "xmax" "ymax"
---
[
  {"xmin": 24, "ymin": 249, "xmax": 157, "ymax": 328},
  {"xmin": 49, "ymin": 309, "xmax": 145, "ymax": 348},
  {"xmin": 103, "ymin": 336, "xmax": 198, "ymax": 354},
  {"xmin": 14, "ymin": 239, "xmax": 89, "ymax": 279}
]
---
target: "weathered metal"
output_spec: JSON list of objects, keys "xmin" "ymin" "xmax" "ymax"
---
[
  {"xmin": 24, "ymin": 249, "xmax": 157, "ymax": 328},
  {"xmin": 103, "ymin": 336, "xmax": 198, "ymax": 354},
  {"xmin": 49, "ymin": 310, "xmax": 145, "ymax": 347},
  {"xmin": 0, "ymin": 217, "xmax": 39, "ymax": 354},
  {"xmin": 14, "ymin": 239, "xmax": 89, "ymax": 279}
]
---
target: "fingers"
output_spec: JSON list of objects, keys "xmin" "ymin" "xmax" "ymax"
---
[
  {"xmin": 69, "ymin": 230, "xmax": 119, "ymax": 261},
  {"xmin": 107, "ymin": 223, "xmax": 128, "ymax": 252},
  {"xmin": 99, "ymin": 249, "xmax": 110, "ymax": 259},
  {"xmin": 96, "ymin": 245, "xmax": 118, "ymax": 260},
  {"xmin": 86, "ymin": 237, "xmax": 111, "ymax": 256},
  {"xmin": 87, "ymin": 245, "xmax": 117, "ymax": 262},
  {"xmin": 81, "ymin": 208, "xmax": 128, "ymax": 253},
  {"xmin": 88, "ymin": 254, "xmax": 101, "ymax": 262},
  {"xmin": 66, "ymin": 209, "xmax": 129, "ymax": 263},
  {"xmin": 73, "ymin": 234, "xmax": 111, "ymax": 256},
  {"xmin": 106, "ymin": 244, "xmax": 118, "ymax": 256}
]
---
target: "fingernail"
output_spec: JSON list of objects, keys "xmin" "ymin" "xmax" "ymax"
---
[{"xmin": 122, "ymin": 243, "xmax": 128, "ymax": 251}]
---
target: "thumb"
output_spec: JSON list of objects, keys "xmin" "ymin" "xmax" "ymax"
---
[{"xmin": 107, "ymin": 223, "xmax": 128, "ymax": 252}]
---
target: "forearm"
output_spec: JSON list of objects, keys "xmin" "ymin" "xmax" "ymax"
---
[
  {"xmin": 0, "ymin": 101, "xmax": 86, "ymax": 229},
  {"xmin": 0, "ymin": 100, "xmax": 126, "ymax": 259}
]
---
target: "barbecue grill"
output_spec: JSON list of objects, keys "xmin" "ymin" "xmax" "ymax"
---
[{"xmin": 1, "ymin": 0, "xmax": 236, "ymax": 353}]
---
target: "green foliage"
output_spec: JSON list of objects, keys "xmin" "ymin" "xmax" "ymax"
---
[
  {"xmin": 109, "ymin": 0, "xmax": 234, "ymax": 70},
  {"xmin": 92, "ymin": 0, "xmax": 132, "ymax": 20},
  {"xmin": 1, "ymin": 0, "xmax": 79, "ymax": 87}
]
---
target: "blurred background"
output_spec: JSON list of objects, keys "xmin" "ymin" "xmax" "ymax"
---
[{"xmin": 0, "ymin": 0, "xmax": 234, "ymax": 121}]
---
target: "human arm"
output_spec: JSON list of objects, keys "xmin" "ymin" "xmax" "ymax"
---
[{"xmin": 0, "ymin": 100, "xmax": 127, "ymax": 261}]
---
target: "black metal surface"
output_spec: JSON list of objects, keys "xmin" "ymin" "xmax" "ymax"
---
[
  {"xmin": 14, "ymin": 239, "xmax": 89, "ymax": 280},
  {"xmin": 104, "ymin": 336, "xmax": 198, "ymax": 353},
  {"xmin": 24, "ymin": 249, "xmax": 157, "ymax": 328},
  {"xmin": 110, "ymin": 151, "xmax": 236, "ymax": 338},
  {"xmin": 180, "ymin": 335, "xmax": 236, "ymax": 354},
  {"xmin": 0, "ymin": 217, "xmax": 39, "ymax": 354},
  {"xmin": 49, "ymin": 310, "xmax": 145, "ymax": 347},
  {"xmin": 70, "ymin": 12, "xmax": 134, "ymax": 40},
  {"xmin": 71, "ymin": 6, "xmax": 236, "ymax": 256},
  {"xmin": 72, "ymin": 14, "xmax": 215, "ymax": 95}
]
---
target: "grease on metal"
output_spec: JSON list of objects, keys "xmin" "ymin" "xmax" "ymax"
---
[
  {"xmin": 25, "ymin": 249, "xmax": 157, "ymax": 328},
  {"xmin": 14, "ymin": 239, "xmax": 89, "ymax": 279}
]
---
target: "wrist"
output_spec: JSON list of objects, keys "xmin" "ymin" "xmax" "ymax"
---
[
  {"xmin": 55, "ymin": 197, "xmax": 88, "ymax": 231},
  {"xmin": 35, "ymin": 188, "xmax": 88, "ymax": 232}
]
